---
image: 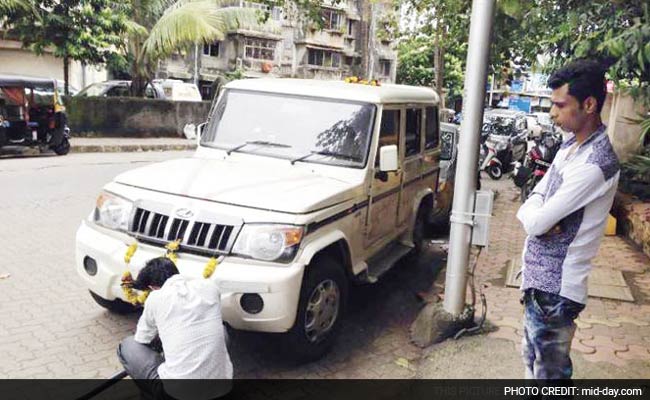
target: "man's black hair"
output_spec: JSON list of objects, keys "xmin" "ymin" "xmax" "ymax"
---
[
  {"xmin": 547, "ymin": 59, "xmax": 607, "ymax": 113},
  {"xmin": 133, "ymin": 257, "xmax": 179, "ymax": 290}
]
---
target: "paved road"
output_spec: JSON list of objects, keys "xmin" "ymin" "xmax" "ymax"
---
[{"xmin": 0, "ymin": 151, "xmax": 446, "ymax": 378}]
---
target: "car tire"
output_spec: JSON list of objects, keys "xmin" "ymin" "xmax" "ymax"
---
[
  {"xmin": 282, "ymin": 255, "xmax": 348, "ymax": 363},
  {"xmin": 89, "ymin": 291, "xmax": 138, "ymax": 314},
  {"xmin": 53, "ymin": 137, "xmax": 70, "ymax": 155}
]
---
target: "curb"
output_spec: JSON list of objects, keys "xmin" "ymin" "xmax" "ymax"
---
[{"xmin": 71, "ymin": 144, "xmax": 197, "ymax": 154}]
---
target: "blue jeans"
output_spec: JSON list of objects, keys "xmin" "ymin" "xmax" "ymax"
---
[{"xmin": 522, "ymin": 289, "xmax": 585, "ymax": 380}]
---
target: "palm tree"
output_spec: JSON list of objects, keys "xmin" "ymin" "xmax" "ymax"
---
[
  {"xmin": 124, "ymin": 0, "xmax": 259, "ymax": 96},
  {"xmin": 0, "ymin": 0, "xmax": 31, "ymax": 13}
]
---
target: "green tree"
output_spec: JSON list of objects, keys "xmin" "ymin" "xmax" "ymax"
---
[
  {"xmin": 3, "ymin": 0, "xmax": 127, "ymax": 95},
  {"xmin": 396, "ymin": 0, "xmax": 650, "ymax": 106},
  {"xmin": 0, "ymin": 0, "xmax": 31, "ymax": 13}
]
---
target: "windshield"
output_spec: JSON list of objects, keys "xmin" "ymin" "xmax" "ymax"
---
[
  {"xmin": 77, "ymin": 83, "xmax": 110, "ymax": 97},
  {"xmin": 201, "ymin": 89, "xmax": 375, "ymax": 168}
]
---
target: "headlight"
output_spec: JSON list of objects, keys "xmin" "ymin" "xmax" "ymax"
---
[
  {"xmin": 232, "ymin": 224, "xmax": 304, "ymax": 263},
  {"xmin": 93, "ymin": 191, "xmax": 133, "ymax": 231}
]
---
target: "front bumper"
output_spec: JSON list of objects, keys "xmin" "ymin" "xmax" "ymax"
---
[{"xmin": 75, "ymin": 220, "xmax": 305, "ymax": 333}]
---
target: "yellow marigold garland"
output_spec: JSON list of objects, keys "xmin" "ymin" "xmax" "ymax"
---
[
  {"xmin": 203, "ymin": 257, "xmax": 218, "ymax": 278},
  {"xmin": 121, "ymin": 243, "xmax": 151, "ymax": 306},
  {"xmin": 121, "ymin": 239, "xmax": 219, "ymax": 305}
]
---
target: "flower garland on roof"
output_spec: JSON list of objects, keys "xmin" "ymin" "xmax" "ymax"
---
[
  {"xmin": 120, "ymin": 239, "xmax": 219, "ymax": 306},
  {"xmin": 344, "ymin": 76, "xmax": 381, "ymax": 86}
]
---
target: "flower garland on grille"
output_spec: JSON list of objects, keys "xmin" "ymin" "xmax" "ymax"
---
[{"xmin": 120, "ymin": 239, "xmax": 219, "ymax": 305}]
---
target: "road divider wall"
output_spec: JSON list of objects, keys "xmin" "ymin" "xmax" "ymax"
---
[{"xmin": 64, "ymin": 96, "xmax": 211, "ymax": 138}]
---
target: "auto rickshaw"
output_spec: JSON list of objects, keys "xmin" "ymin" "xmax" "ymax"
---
[{"xmin": 0, "ymin": 75, "xmax": 70, "ymax": 155}]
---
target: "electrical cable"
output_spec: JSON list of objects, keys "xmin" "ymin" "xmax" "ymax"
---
[{"xmin": 453, "ymin": 246, "xmax": 487, "ymax": 339}]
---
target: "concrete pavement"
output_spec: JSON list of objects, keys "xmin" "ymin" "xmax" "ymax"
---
[
  {"xmin": 470, "ymin": 178, "xmax": 650, "ymax": 372},
  {"xmin": 1, "ymin": 148, "xmax": 648, "ymax": 379}
]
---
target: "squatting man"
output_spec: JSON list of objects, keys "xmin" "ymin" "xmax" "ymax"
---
[{"xmin": 118, "ymin": 257, "xmax": 232, "ymax": 400}]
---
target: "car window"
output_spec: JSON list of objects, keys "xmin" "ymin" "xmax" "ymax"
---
[
  {"xmin": 105, "ymin": 86, "xmax": 130, "ymax": 97},
  {"xmin": 405, "ymin": 108, "xmax": 422, "ymax": 157},
  {"xmin": 376, "ymin": 109, "xmax": 400, "ymax": 166},
  {"xmin": 425, "ymin": 106, "xmax": 439, "ymax": 149},
  {"xmin": 144, "ymin": 85, "xmax": 156, "ymax": 99},
  {"xmin": 203, "ymin": 89, "xmax": 375, "ymax": 168}
]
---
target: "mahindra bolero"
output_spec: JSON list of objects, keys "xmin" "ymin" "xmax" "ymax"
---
[{"xmin": 75, "ymin": 78, "xmax": 454, "ymax": 360}]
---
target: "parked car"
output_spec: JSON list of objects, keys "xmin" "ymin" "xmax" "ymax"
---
[
  {"xmin": 75, "ymin": 79, "xmax": 452, "ymax": 361},
  {"xmin": 76, "ymin": 79, "xmax": 201, "ymax": 102},
  {"xmin": 0, "ymin": 75, "xmax": 70, "ymax": 155},
  {"xmin": 431, "ymin": 122, "xmax": 459, "ymax": 228},
  {"xmin": 154, "ymin": 79, "xmax": 202, "ymax": 102}
]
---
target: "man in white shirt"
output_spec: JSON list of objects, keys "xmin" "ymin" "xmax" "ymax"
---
[
  {"xmin": 516, "ymin": 59, "xmax": 619, "ymax": 380},
  {"xmin": 117, "ymin": 257, "xmax": 232, "ymax": 399}
]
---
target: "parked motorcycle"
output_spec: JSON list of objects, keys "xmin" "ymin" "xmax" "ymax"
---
[
  {"xmin": 513, "ymin": 130, "xmax": 563, "ymax": 202},
  {"xmin": 478, "ymin": 119, "xmax": 527, "ymax": 180}
]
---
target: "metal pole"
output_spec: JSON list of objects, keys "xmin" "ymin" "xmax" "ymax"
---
[
  {"xmin": 443, "ymin": 0, "xmax": 495, "ymax": 315},
  {"xmin": 194, "ymin": 43, "xmax": 199, "ymax": 86},
  {"xmin": 489, "ymin": 73, "xmax": 495, "ymax": 106}
]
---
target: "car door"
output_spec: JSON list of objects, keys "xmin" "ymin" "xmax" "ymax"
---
[
  {"xmin": 365, "ymin": 107, "xmax": 403, "ymax": 247},
  {"xmin": 397, "ymin": 106, "xmax": 424, "ymax": 228}
]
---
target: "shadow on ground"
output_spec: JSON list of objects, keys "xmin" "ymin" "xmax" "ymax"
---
[{"xmin": 227, "ymin": 229, "xmax": 449, "ymax": 377}]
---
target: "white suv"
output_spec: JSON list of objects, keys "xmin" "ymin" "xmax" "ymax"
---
[{"xmin": 75, "ymin": 79, "xmax": 451, "ymax": 360}]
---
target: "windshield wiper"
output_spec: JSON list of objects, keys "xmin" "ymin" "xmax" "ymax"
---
[
  {"xmin": 290, "ymin": 150, "xmax": 361, "ymax": 165},
  {"xmin": 226, "ymin": 140, "xmax": 292, "ymax": 155}
]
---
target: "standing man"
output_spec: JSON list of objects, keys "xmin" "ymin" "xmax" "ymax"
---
[
  {"xmin": 118, "ymin": 257, "xmax": 232, "ymax": 399},
  {"xmin": 517, "ymin": 59, "xmax": 619, "ymax": 379}
]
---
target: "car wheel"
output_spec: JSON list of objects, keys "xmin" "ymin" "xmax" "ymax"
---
[
  {"xmin": 53, "ymin": 137, "xmax": 70, "ymax": 155},
  {"xmin": 283, "ymin": 255, "xmax": 348, "ymax": 363},
  {"xmin": 487, "ymin": 164, "xmax": 502, "ymax": 180},
  {"xmin": 89, "ymin": 291, "xmax": 138, "ymax": 314}
]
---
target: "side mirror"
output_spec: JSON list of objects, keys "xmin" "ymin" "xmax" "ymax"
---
[{"xmin": 379, "ymin": 145, "xmax": 398, "ymax": 172}]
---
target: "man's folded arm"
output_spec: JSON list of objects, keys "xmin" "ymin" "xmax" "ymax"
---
[{"xmin": 516, "ymin": 164, "xmax": 608, "ymax": 236}]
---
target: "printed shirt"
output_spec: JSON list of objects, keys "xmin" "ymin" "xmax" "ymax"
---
[
  {"xmin": 516, "ymin": 124, "xmax": 619, "ymax": 304},
  {"xmin": 134, "ymin": 275, "xmax": 233, "ymax": 383}
]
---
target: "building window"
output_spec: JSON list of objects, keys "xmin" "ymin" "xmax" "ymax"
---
[
  {"xmin": 347, "ymin": 20, "xmax": 354, "ymax": 35},
  {"xmin": 379, "ymin": 59, "xmax": 391, "ymax": 76},
  {"xmin": 308, "ymin": 49, "xmax": 341, "ymax": 68},
  {"xmin": 322, "ymin": 8, "xmax": 342, "ymax": 30},
  {"xmin": 203, "ymin": 42, "xmax": 220, "ymax": 57},
  {"xmin": 245, "ymin": 38, "xmax": 276, "ymax": 60},
  {"xmin": 271, "ymin": 6, "xmax": 282, "ymax": 20}
]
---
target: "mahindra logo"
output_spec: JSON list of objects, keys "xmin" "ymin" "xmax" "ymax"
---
[{"xmin": 176, "ymin": 208, "xmax": 194, "ymax": 219}]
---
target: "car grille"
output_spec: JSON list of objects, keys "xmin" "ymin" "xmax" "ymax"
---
[{"xmin": 128, "ymin": 206, "xmax": 238, "ymax": 255}]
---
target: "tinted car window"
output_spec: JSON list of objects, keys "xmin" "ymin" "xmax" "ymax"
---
[
  {"xmin": 405, "ymin": 108, "xmax": 421, "ymax": 157},
  {"xmin": 376, "ymin": 109, "xmax": 400, "ymax": 166},
  {"xmin": 425, "ymin": 106, "xmax": 439, "ymax": 149},
  {"xmin": 105, "ymin": 86, "xmax": 130, "ymax": 97}
]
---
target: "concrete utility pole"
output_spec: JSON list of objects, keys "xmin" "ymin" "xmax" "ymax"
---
[{"xmin": 444, "ymin": 0, "xmax": 495, "ymax": 316}]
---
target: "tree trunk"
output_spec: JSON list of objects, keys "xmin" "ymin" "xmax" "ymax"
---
[
  {"xmin": 434, "ymin": 24, "xmax": 446, "ymax": 108},
  {"xmin": 129, "ymin": 43, "xmax": 148, "ymax": 98},
  {"xmin": 63, "ymin": 55, "xmax": 70, "ymax": 96}
]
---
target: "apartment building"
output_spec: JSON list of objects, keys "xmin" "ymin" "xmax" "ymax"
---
[{"xmin": 156, "ymin": 0, "xmax": 397, "ymax": 99}]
